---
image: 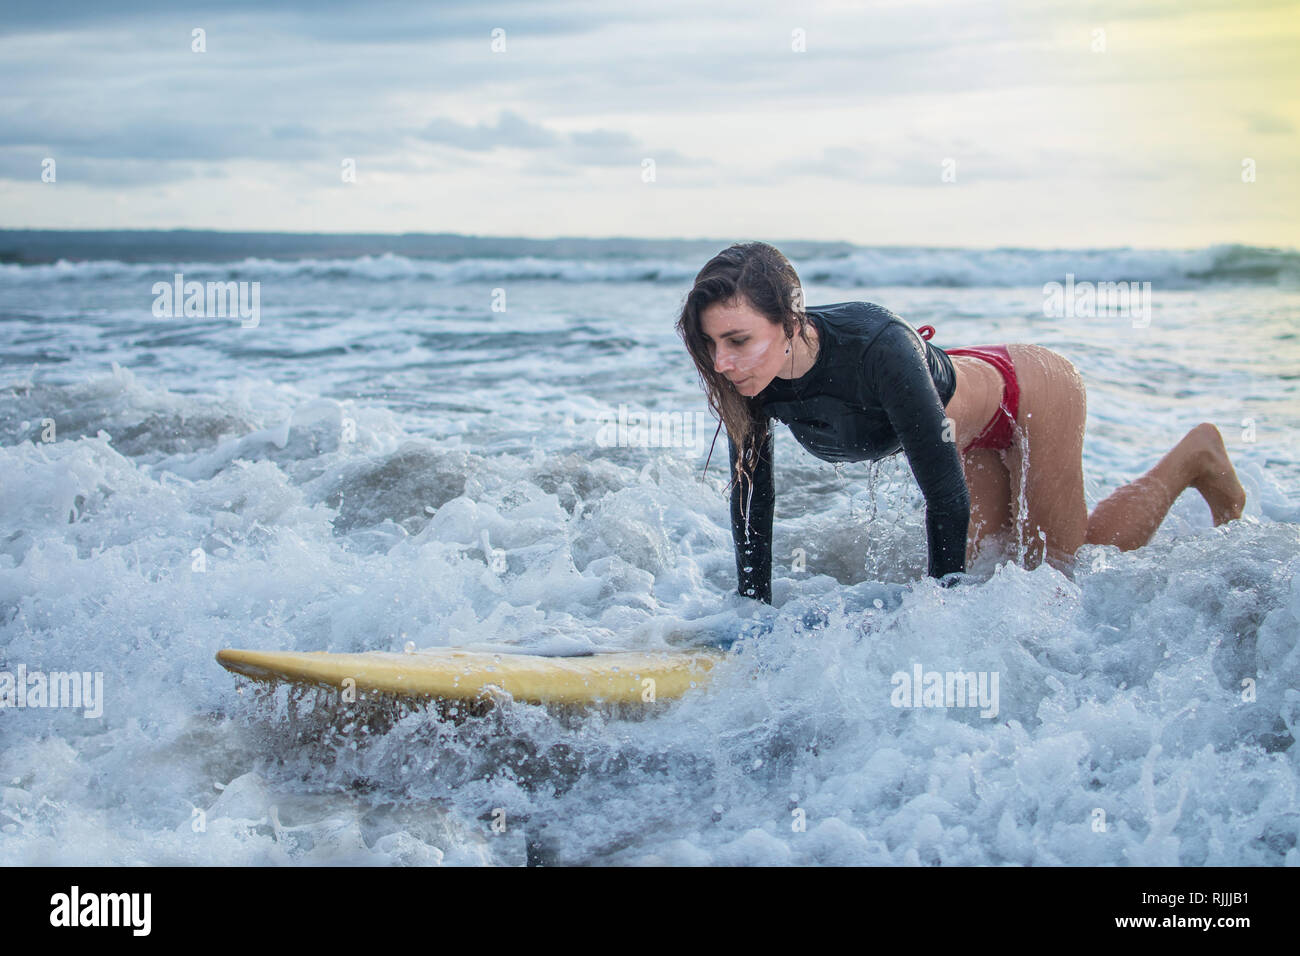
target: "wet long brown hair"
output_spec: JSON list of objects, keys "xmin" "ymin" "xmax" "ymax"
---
[{"xmin": 675, "ymin": 241, "xmax": 813, "ymax": 495}]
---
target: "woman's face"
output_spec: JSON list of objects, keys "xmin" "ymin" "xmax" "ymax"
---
[{"xmin": 699, "ymin": 298, "xmax": 787, "ymax": 397}]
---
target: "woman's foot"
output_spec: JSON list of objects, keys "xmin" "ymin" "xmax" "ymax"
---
[{"xmin": 1186, "ymin": 423, "xmax": 1246, "ymax": 525}]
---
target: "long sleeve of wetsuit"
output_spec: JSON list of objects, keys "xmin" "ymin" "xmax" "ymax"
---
[
  {"xmin": 726, "ymin": 425, "xmax": 775, "ymax": 603},
  {"xmin": 863, "ymin": 324, "xmax": 971, "ymax": 579}
]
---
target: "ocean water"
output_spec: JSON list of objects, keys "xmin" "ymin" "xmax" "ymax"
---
[{"xmin": 1, "ymin": 236, "xmax": 1298, "ymax": 866}]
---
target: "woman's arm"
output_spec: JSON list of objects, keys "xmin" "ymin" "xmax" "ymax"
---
[
  {"xmin": 865, "ymin": 324, "xmax": 971, "ymax": 579},
  {"xmin": 727, "ymin": 426, "xmax": 775, "ymax": 602}
]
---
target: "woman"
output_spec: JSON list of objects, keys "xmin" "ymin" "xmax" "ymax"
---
[{"xmin": 675, "ymin": 242, "xmax": 1247, "ymax": 604}]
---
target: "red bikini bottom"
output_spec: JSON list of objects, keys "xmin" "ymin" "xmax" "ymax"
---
[{"xmin": 916, "ymin": 326, "xmax": 1020, "ymax": 453}]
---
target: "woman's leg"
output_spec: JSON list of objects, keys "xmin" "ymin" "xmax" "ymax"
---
[
  {"xmin": 961, "ymin": 446, "xmax": 1012, "ymax": 564},
  {"xmin": 1005, "ymin": 345, "xmax": 1247, "ymax": 566},
  {"xmin": 1001, "ymin": 346, "xmax": 1089, "ymax": 570},
  {"xmin": 1084, "ymin": 422, "xmax": 1246, "ymax": 550}
]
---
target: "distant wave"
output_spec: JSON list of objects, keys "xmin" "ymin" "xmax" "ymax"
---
[
  {"xmin": 1, "ymin": 244, "xmax": 1295, "ymax": 288},
  {"xmin": 796, "ymin": 244, "xmax": 1300, "ymax": 289},
  {"xmin": 0, "ymin": 253, "xmax": 700, "ymax": 285}
]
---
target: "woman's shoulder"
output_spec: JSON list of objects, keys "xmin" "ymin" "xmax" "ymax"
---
[{"xmin": 807, "ymin": 301, "xmax": 912, "ymax": 349}]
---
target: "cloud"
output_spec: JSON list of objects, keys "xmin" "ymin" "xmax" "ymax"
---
[
  {"xmin": 417, "ymin": 110, "xmax": 561, "ymax": 150},
  {"xmin": 0, "ymin": 148, "xmax": 222, "ymax": 185},
  {"xmin": 0, "ymin": 102, "xmax": 414, "ymax": 170},
  {"xmin": 770, "ymin": 137, "xmax": 1188, "ymax": 186},
  {"xmin": 413, "ymin": 110, "xmax": 712, "ymax": 171},
  {"xmin": 0, "ymin": 100, "xmax": 714, "ymax": 185},
  {"xmin": 1242, "ymin": 110, "xmax": 1296, "ymax": 135},
  {"xmin": 0, "ymin": 0, "xmax": 635, "ymax": 42}
]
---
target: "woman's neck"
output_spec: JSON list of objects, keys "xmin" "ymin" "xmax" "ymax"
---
[{"xmin": 777, "ymin": 319, "xmax": 820, "ymax": 379}]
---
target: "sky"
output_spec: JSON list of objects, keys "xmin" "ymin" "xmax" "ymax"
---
[{"xmin": 2, "ymin": 0, "xmax": 1297, "ymax": 248}]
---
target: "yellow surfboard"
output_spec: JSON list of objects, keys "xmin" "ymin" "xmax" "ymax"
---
[{"xmin": 216, "ymin": 647, "xmax": 722, "ymax": 705}]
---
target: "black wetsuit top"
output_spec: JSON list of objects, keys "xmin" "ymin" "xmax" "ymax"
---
[{"xmin": 726, "ymin": 301, "xmax": 970, "ymax": 603}]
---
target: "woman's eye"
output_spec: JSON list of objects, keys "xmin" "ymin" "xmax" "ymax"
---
[{"xmin": 732, "ymin": 337, "xmax": 748, "ymax": 346}]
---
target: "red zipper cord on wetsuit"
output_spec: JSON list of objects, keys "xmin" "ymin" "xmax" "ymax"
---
[{"xmin": 917, "ymin": 325, "xmax": 936, "ymax": 341}]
